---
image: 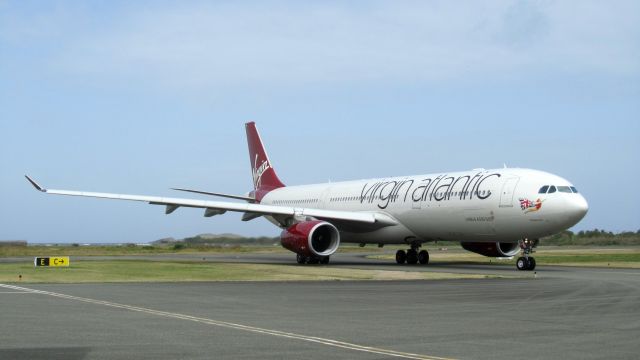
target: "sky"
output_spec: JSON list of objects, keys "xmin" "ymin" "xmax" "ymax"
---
[{"xmin": 1, "ymin": 0, "xmax": 639, "ymax": 244}]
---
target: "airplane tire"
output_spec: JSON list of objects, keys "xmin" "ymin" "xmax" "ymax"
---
[
  {"xmin": 296, "ymin": 254, "xmax": 307, "ymax": 264},
  {"xmin": 516, "ymin": 257, "xmax": 528, "ymax": 271},
  {"xmin": 407, "ymin": 249, "xmax": 418, "ymax": 265},
  {"xmin": 320, "ymin": 256, "xmax": 330, "ymax": 265},
  {"xmin": 418, "ymin": 250, "xmax": 429, "ymax": 265},
  {"xmin": 527, "ymin": 257, "xmax": 536, "ymax": 271},
  {"xmin": 395, "ymin": 250, "xmax": 407, "ymax": 264},
  {"xmin": 307, "ymin": 257, "xmax": 320, "ymax": 264}
]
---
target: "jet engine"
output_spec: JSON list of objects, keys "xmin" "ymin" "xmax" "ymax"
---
[
  {"xmin": 461, "ymin": 242, "xmax": 520, "ymax": 258},
  {"xmin": 280, "ymin": 221, "xmax": 340, "ymax": 257}
]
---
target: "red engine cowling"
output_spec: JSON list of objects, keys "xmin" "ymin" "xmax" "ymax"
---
[
  {"xmin": 461, "ymin": 242, "xmax": 520, "ymax": 257},
  {"xmin": 281, "ymin": 221, "xmax": 340, "ymax": 257}
]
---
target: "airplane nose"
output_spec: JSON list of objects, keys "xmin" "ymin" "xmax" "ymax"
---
[{"xmin": 567, "ymin": 195, "xmax": 589, "ymax": 224}]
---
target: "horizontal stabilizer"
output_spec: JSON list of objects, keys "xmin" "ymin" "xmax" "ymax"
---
[{"xmin": 171, "ymin": 188, "xmax": 255, "ymax": 202}]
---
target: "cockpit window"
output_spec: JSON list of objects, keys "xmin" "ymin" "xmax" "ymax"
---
[
  {"xmin": 538, "ymin": 185, "xmax": 549, "ymax": 194},
  {"xmin": 547, "ymin": 185, "xmax": 557, "ymax": 193},
  {"xmin": 557, "ymin": 186, "xmax": 572, "ymax": 193},
  {"xmin": 570, "ymin": 186, "xmax": 578, "ymax": 193}
]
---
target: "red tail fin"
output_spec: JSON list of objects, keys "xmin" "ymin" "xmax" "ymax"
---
[{"xmin": 245, "ymin": 122, "xmax": 285, "ymax": 201}]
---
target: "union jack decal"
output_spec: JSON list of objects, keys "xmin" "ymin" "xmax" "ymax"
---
[{"xmin": 519, "ymin": 198, "xmax": 544, "ymax": 213}]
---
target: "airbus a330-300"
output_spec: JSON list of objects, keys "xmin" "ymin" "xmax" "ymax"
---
[{"xmin": 26, "ymin": 122, "xmax": 588, "ymax": 270}]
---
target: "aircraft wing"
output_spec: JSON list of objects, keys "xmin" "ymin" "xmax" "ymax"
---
[{"xmin": 25, "ymin": 176, "xmax": 397, "ymax": 226}]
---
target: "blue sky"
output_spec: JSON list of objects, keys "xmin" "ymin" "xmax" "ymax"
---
[{"xmin": 1, "ymin": 1, "xmax": 638, "ymax": 243}]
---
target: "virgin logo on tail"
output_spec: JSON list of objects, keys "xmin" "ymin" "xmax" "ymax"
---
[{"xmin": 252, "ymin": 154, "xmax": 271, "ymax": 189}]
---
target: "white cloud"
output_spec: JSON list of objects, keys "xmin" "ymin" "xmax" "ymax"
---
[{"xmin": 4, "ymin": 1, "xmax": 639, "ymax": 88}]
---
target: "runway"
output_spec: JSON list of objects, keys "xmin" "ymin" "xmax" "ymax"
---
[{"xmin": 1, "ymin": 252, "xmax": 639, "ymax": 359}]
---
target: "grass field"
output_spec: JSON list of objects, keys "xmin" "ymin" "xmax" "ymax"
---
[
  {"xmin": 0, "ymin": 244, "xmax": 385, "ymax": 257},
  {"xmin": 1, "ymin": 246, "xmax": 637, "ymax": 284},
  {"xmin": 368, "ymin": 247, "xmax": 640, "ymax": 268},
  {"xmin": 0, "ymin": 245, "xmax": 286, "ymax": 257},
  {"xmin": 0, "ymin": 260, "xmax": 498, "ymax": 283}
]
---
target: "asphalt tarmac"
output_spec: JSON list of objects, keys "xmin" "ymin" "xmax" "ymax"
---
[{"xmin": 1, "ymin": 252, "xmax": 639, "ymax": 359}]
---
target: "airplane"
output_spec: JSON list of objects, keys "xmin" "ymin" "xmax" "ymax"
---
[{"xmin": 26, "ymin": 122, "xmax": 588, "ymax": 271}]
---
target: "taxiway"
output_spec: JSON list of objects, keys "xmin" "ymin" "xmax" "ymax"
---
[{"xmin": 1, "ymin": 252, "xmax": 638, "ymax": 359}]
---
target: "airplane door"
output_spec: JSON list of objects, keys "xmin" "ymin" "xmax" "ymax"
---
[
  {"xmin": 499, "ymin": 177, "xmax": 519, "ymax": 208},
  {"xmin": 319, "ymin": 186, "xmax": 333, "ymax": 209}
]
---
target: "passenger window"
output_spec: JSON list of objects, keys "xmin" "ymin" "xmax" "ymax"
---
[
  {"xmin": 570, "ymin": 186, "xmax": 578, "ymax": 193},
  {"xmin": 548, "ymin": 186, "xmax": 557, "ymax": 193},
  {"xmin": 538, "ymin": 185, "xmax": 549, "ymax": 194}
]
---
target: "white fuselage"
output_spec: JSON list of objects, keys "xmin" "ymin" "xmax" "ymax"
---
[{"xmin": 261, "ymin": 168, "xmax": 588, "ymax": 245}]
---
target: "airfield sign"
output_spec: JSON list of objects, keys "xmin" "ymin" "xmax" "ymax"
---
[{"xmin": 34, "ymin": 257, "xmax": 70, "ymax": 267}]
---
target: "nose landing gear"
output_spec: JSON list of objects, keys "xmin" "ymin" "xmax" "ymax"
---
[
  {"xmin": 516, "ymin": 238, "xmax": 538, "ymax": 271},
  {"xmin": 516, "ymin": 256, "xmax": 536, "ymax": 270}
]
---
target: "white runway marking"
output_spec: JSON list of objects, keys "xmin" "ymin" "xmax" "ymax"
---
[{"xmin": 0, "ymin": 283, "xmax": 454, "ymax": 360}]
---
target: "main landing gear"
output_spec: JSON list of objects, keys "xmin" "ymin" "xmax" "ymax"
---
[
  {"xmin": 516, "ymin": 238, "xmax": 537, "ymax": 271},
  {"xmin": 296, "ymin": 254, "xmax": 330, "ymax": 265},
  {"xmin": 396, "ymin": 242, "xmax": 429, "ymax": 265}
]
